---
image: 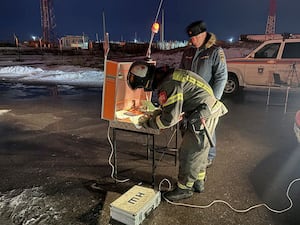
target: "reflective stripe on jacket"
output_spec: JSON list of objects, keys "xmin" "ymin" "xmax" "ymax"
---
[{"xmin": 148, "ymin": 69, "xmax": 227, "ymax": 129}]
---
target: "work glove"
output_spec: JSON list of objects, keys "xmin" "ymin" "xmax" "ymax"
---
[
  {"xmin": 138, "ymin": 115, "xmax": 150, "ymax": 129},
  {"xmin": 152, "ymin": 109, "xmax": 162, "ymax": 118}
]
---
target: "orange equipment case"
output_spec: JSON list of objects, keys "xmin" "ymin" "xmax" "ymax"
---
[{"xmin": 101, "ymin": 60, "xmax": 153, "ymax": 124}]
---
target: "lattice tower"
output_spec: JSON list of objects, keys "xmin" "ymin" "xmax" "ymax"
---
[
  {"xmin": 265, "ymin": 0, "xmax": 276, "ymax": 34},
  {"xmin": 40, "ymin": 0, "xmax": 56, "ymax": 43}
]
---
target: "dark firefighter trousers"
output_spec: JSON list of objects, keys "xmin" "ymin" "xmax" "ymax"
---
[{"xmin": 178, "ymin": 115, "xmax": 219, "ymax": 188}]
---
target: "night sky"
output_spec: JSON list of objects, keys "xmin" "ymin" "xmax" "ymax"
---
[{"xmin": 1, "ymin": 0, "xmax": 299, "ymax": 43}]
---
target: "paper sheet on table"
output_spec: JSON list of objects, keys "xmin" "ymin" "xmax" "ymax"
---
[{"xmin": 115, "ymin": 110, "xmax": 143, "ymax": 129}]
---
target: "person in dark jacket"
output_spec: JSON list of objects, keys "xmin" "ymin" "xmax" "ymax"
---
[
  {"xmin": 179, "ymin": 20, "xmax": 228, "ymax": 167},
  {"xmin": 127, "ymin": 61, "xmax": 228, "ymax": 201}
]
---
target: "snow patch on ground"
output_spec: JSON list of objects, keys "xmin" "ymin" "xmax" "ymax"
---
[
  {"xmin": 0, "ymin": 187, "xmax": 62, "ymax": 225},
  {"xmin": 151, "ymin": 47, "xmax": 252, "ymax": 68},
  {"xmin": 0, "ymin": 66, "xmax": 43, "ymax": 74},
  {"xmin": 0, "ymin": 66, "xmax": 104, "ymax": 87},
  {"xmin": 0, "ymin": 109, "xmax": 11, "ymax": 115},
  {"xmin": 0, "ymin": 47, "xmax": 253, "ymax": 88},
  {"xmin": 224, "ymin": 47, "xmax": 252, "ymax": 58}
]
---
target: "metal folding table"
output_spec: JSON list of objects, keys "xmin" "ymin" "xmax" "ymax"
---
[{"xmin": 109, "ymin": 120, "xmax": 178, "ymax": 187}]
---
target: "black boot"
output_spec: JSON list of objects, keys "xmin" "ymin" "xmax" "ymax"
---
[
  {"xmin": 193, "ymin": 180, "xmax": 205, "ymax": 193},
  {"xmin": 164, "ymin": 186, "xmax": 193, "ymax": 201}
]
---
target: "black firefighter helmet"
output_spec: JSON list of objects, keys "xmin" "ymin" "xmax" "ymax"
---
[{"xmin": 127, "ymin": 61, "xmax": 156, "ymax": 91}]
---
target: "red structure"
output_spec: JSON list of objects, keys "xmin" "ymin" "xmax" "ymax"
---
[
  {"xmin": 40, "ymin": 0, "xmax": 56, "ymax": 43},
  {"xmin": 265, "ymin": 0, "xmax": 276, "ymax": 35}
]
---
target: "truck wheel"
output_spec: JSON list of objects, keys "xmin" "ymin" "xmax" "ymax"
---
[{"xmin": 224, "ymin": 74, "xmax": 239, "ymax": 95}]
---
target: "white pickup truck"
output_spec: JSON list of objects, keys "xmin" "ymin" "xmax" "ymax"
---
[{"xmin": 224, "ymin": 38, "xmax": 300, "ymax": 95}]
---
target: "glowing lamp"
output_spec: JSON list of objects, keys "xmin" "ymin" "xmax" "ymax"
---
[{"xmin": 151, "ymin": 22, "xmax": 160, "ymax": 33}]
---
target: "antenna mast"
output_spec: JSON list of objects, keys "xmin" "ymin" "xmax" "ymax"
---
[{"xmin": 145, "ymin": 0, "xmax": 164, "ymax": 60}]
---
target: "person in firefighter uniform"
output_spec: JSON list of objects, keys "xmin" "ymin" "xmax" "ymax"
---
[{"xmin": 127, "ymin": 61, "xmax": 228, "ymax": 201}]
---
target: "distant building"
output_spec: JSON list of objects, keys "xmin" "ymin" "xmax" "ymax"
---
[
  {"xmin": 60, "ymin": 35, "xmax": 89, "ymax": 49},
  {"xmin": 156, "ymin": 40, "xmax": 188, "ymax": 50}
]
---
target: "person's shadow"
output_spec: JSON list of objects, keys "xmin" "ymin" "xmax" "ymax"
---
[{"xmin": 249, "ymin": 141, "xmax": 300, "ymax": 225}]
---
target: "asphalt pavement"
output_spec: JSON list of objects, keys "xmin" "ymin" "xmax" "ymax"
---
[{"xmin": 0, "ymin": 83, "xmax": 300, "ymax": 225}]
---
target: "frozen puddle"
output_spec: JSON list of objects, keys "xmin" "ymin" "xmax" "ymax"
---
[{"xmin": 0, "ymin": 187, "xmax": 61, "ymax": 225}]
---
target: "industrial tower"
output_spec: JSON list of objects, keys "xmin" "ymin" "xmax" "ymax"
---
[
  {"xmin": 40, "ymin": 0, "xmax": 56, "ymax": 43},
  {"xmin": 265, "ymin": 0, "xmax": 276, "ymax": 34}
]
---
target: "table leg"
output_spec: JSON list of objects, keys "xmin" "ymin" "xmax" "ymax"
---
[
  {"xmin": 112, "ymin": 128, "xmax": 117, "ymax": 182},
  {"xmin": 152, "ymin": 134, "xmax": 155, "ymax": 187}
]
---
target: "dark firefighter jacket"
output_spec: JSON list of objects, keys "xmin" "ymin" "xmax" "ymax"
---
[
  {"xmin": 147, "ymin": 69, "xmax": 228, "ymax": 129},
  {"xmin": 179, "ymin": 33, "xmax": 228, "ymax": 100}
]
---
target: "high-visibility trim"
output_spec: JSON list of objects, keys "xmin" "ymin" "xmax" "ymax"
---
[
  {"xmin": 163, "ymin": 93, "xmax": 183, "ymax": 107},
  {"xmin": 178, "ymin": 182, "xmax": 190, "ymax": 190},
  {"xmin": 197, "ymin": 171, "xmax": 206, "ymax": 180},
  {"xmin": 186, "ymin": 181, "xmax": 194, "ymax": 188},
  {"xmin": 172, "ymin": 70, "xmax": 214, "ymax": 97},
  {"xmin": 211, "ymin": 101, "xmax": 222, "ymax": 114}
]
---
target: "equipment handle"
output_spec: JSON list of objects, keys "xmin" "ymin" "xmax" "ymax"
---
[{"xmin": 200, "ymin": 118, "xmax": 215, "ymax": 147}]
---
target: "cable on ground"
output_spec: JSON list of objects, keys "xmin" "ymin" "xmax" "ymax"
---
[
  {"xmin": 159, "ymin": 178, "xmax": 300, "ymax": 213},
  {"xmin": 107, "ymin": 124, "xmax": 130, "ymax": 183}
]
